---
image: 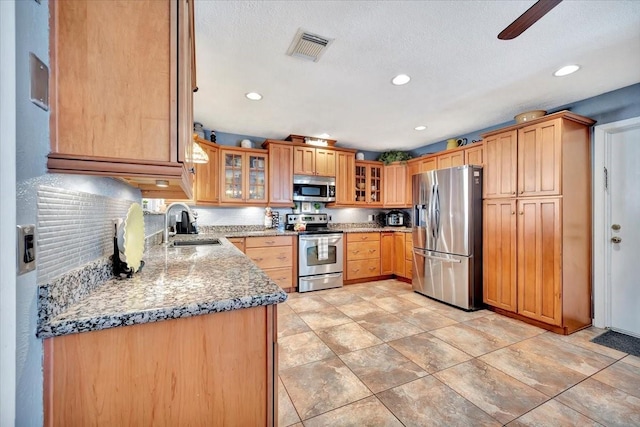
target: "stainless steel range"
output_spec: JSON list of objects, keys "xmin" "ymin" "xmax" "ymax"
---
[{"xmin": 285, "ymin": 213, "xmax": 344, "ymax": 293}]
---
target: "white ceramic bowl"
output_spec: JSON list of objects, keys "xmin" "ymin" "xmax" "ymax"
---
[{"xmin": 515, "ymin": 110, "xmax": 546, "ymax": 123}]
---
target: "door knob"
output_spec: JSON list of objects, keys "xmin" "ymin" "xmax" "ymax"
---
[
  {"xmin": 611, "ymin": 236, "xmax": 622, "ymax": 243},
  {"xmin": 611, "ymin": 224, "xmax": 621, "ymax": 231}
]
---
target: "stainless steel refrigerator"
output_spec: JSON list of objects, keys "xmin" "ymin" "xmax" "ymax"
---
[{"xmin": 412, "ymin": 165, "xmax": 483, "ymax": 310}]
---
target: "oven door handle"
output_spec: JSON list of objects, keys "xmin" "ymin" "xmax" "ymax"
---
[
  {"xmin": 300, "ymin": 273, "xmax": 343, "ymax": 281},
  {"xmin": 299, "ymin": 236, "xmax": 342, "ymax": 244}
]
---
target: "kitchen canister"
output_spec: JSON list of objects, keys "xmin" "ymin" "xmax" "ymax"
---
[
  {"xmin": 356, "ymin": 152, "xmax": 365, "ymax": 160},
  {"xmin": 241, "ymin": 139, "xmax": 252, "ymax": 148}
]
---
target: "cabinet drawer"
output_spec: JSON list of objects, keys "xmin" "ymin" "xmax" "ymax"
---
[
  {"xmin": 245, "ymin": 247, "xmax": 292, "ymax": 268},
  {"xmin": 245, "ymin": 236, "xmax": 293, "ymax": 248},
  {"xmin": 346, "ymin": 241, "xmax": 380, "ymax": 261},
  {"xmin": 264, "ymin": 267, "xmax": 293, "ymax": 288},
  {"xmin": 346, "ymin": 232, "xmax": 380, "ymax": 243},
  {"xmin": 405, "ymin": 259, "xmax": 413, "ymax": 279},
  {"xmin": 346, "ymin": 259, "xmax": 380, "ymax": 281}
]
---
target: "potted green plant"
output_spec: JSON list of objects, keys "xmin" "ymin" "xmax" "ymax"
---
[
  {"xmin": 313, "ymin": 202, "xmax": 321, "ymax": 213},
  {"xmin": 378, "ymin": 150, "xmax": 412, "ymax": 165},
  {"xmin": 292, "ymin": 202, "xmax": 300, "ymax": 214}
]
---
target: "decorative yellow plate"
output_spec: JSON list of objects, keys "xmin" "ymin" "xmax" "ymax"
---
[{"xmin": 121, "ymin": 203, "xmax": 145, "ymax": 272}]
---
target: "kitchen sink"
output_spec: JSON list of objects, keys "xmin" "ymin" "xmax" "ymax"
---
[{"xmin": 172, "ymin": 239, "xmax": 222, "ymax": 247}]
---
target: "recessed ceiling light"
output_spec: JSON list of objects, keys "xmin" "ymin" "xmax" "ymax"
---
[
  {"xmin": 391, "ymin": 74, "xmax": 411, "ymax": 86},
  {"xmin": 155, "ymin": 180, "xmax": 169, "ymax": 188},
  {"xmin": 414, "ymin": 125, "xmax": 427, "ymax": 131},
  {"xmin": 245, "ymin": 92, "xmax": 263, "ymax": 100},
  {"xmin": 553, "ymin": 65, "xmax": 580, "ymax": 77}
]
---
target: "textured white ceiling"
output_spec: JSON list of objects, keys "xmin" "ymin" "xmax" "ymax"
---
[{"xmin": 193, "ymin": 1, "xmax": 640, "ymax": 151}]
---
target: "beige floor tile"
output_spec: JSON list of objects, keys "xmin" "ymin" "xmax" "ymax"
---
[
  {"xmin": 349, "ymin": 286, "xmax": 395, "ymax": 301},
  {"xmin": 507, "ymin": 399, "xmax": 603, "ymax": 427},
  {"xmin": 319, "ymin": 290, "xmax": 365, "ymax": 306},
  {"xmin": 395, "ymin": 307, "xmax": 459, "ymax": 331},
  {"xmin": 465, "ymin": 314, "xmax": 546, "ymax": 344},
  {"xmin": 592, "ymin": 358, "xmax": 640, "ymax": 398},
  {"xmin": 278, "ymin": 313, "xmax": 311, "ymax": 338},
  {"xmin": 397, "ymin": 291, "xmax": 445, "ymax": 308},
  {"xmin": 298, "ymin": 307, "xmax": 353, "ymax": 330},
  {"xmin": 279, "ymin": 331, "xmax": 335, "ymax": 371},
  {"xmin": 514, "ymin": 333, "xmax": 616, "ymax": 376},
  {"xmin": 315, "ymin": 322, "xmax": 383, "ymax": 355},
  {"xmin": 556, "ymin": 378, "xmax": 640, "ymax": 427},
  {"xmin": 279, "ymin": 356, "xmax": 372, "ymax": 420},
  {"xmin": 278, "ymin": 377, "xmax": 300, "ymax": 427},
  {"xmin": 336, "ymin": 300, "xmax": 391, "ymax": 320},
  {"xmin": 303, "ymin": 395, "xmax": 403, "ymax": 427},
  {"xmin": 480, "ymin": 346, "xmax": 587, "ymax": 396},
  {"xmin": 357, "ymin": 313, "xmax": 424, "ymax": 342},
  {"xmin": 339, "ymin": 344, "xmax": 427, "ymax": 393},
  {"xmin": 558, "ymin": 327, "xmax": 628, "ymax": 359},
  {"xmin": 369, "ymin": 295, "xmax": 422, "ymax": 313},
  {"xmin": 388, "ymin": 332, "xmax": 472, "ymax": 373},
  {"xmin": 623, "ymin": 354, "xmax": 640, "ymax": 367},
  {"xmin": 430, "ymin": 304, "xmax": 493, "ymax": 322},
  {"xmin": 277, "ymin": 302, "xmax": 294, "ymax": 316},
  {"xmin": 374, "ymin": 280, "xmax": 413, "ymax": 294},
  {"xmin": 430, "ymin": 323, "xmax": 511, "ymax": 357},
  {"xmin": 378, "ymin": 376, "xmax": 501, "ymax": 427},
  {"xmin": 287, "ymin": 295, "xmax": 333, "ymax": 314},
  {"xmin": 434, "ymin": 359, "xmax": 548, "ymax": 424}
]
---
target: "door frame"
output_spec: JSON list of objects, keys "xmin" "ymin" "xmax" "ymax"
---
[
  {"xmin": 593, "ymin": 116, "xmax": 640, "ymax": 329},
  {"xmin": 0, "ymin": 0, "xmax": 17, "ymax": 425}
]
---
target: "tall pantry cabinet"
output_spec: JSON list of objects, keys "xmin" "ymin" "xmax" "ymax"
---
[{"xmin": 482, "ymin": 111, "xmax": 595, "ymax": 334}]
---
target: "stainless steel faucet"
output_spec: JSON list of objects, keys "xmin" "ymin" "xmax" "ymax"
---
[{"xmin": 163, "ymin": 202, "xmax": 196, "ymax": 243}]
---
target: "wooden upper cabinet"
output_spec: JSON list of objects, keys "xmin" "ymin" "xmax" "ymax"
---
[
  {"xmin": 355, "ymin": 161, "xmax": 383, "ymax": 206},
  {"xmin": 219, "ymin": 148, "xmax": 268, "ymax": 205},
  {"xmin": 436, "ymin": 151, "xmax": 464, "ymax": 169},
  {"xmin": 418, "ymin": 157, "xmax": 437, "ymax": 172},
  {"xmin": 48, "ymin": 0, "xmax": 195, "ymax": 198},
  {"xmin": 293, "ymin": 146, "xmax": 315, "ymax": 175},
  {"xmin": 517, "ymin": 197, "xmax": 562, "ymax": 326},
  {"xmin": 383, "ymin": 163, "xmax": 407, "ymax": 207},
  {"xmin": 265, "ymin": 141, "xmax": 294, "ymax": 206},
  {"xmin": 406, "ymin": 160, "xmax": 420, "ymax": 207},
  {"xmin": 517, "ymin": 119, "xmax": 562, "ymax": 197},
  {"xmin": 334, "ymin": 151, "xmax": 355, "ymax": 206},
  {"xmin": 483, "ymin": 199, "xmax": 517, "ymax": 312},
  {"xmin": 465, "ymin": 144, "xmax": 484, "ymax": 166},
  {"xmin": 483, "ymin": 130, "xmax": 518, "ymax": 198},
  {"xmin": 293, "ymin": 146, "xmax": 335, "ymax": 176},
  {"xmin": 315, "ymin": 149, "xmax": 336, "ymax": 176},
  {"xmin": 194, "ymin": 139, "xmax": 219, "ymax": 205}
]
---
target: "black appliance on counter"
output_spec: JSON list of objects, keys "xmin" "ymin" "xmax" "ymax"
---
[
  {"xmin": 378, "ymin": 210, "xmax": 410, "ymax": 227},
  {"xmin": 177, "ymin": 210, "xmax": 198, "ymax": 234}
]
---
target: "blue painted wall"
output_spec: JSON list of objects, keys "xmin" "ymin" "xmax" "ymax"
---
[{"xmin": 207, "ymin": 83, "xmax": 640, "ymax": 160}]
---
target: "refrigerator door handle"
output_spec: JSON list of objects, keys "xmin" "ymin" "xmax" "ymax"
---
[
  {"xmin": 413, "ymin": 248, "xmax": 462, "ymax": 264},
  {"xmin": 429, "ymin": 184, "xmax": 437, "ymax": 238},
  {"xmin": 434, "ymin": 184, "xmax": 440, "ymax": 240}
]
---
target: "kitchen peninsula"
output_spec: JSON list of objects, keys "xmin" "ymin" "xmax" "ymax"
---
[{"xmin": 39, "ymin": 238, "xmax": 286, "ymax": 426}]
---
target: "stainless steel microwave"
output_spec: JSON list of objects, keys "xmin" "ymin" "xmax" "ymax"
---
[{"xmin": 293, "ymin": 175, "xmax": 336, "ymax": 202}]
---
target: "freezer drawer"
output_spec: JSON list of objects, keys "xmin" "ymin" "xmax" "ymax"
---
[{"xmin": 412, "ymin": 248, "xmax": 482, "ymax": 310}]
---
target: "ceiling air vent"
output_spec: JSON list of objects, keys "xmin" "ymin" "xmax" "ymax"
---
[{"xmin": 286, "ymin": 29, "xmax": 334, "ymax": 62}]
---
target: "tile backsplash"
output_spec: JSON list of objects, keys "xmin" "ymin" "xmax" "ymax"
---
[{"xmin": 36, "ymin": 186, "xmax": 136, "ymax": 284}]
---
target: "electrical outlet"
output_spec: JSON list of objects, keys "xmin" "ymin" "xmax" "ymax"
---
[{"xmin": 17, "ymin": 224, "xmax": 36, "ymax": 274}]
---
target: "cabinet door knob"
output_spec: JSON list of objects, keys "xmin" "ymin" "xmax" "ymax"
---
[
  {"xmin": 512, "ymin": 191, "xmax": 516, "ymax": 195},
  {"xmin": 511, "ymin": 211, "xmax": 515, "ymax": 215},
  {"xmin": 519, "ymin": 212, "xmax": 524, "ymax": 215},
  {"xmin": 519, "ymin": 190, "xmax": 524, "ymax": 194}
]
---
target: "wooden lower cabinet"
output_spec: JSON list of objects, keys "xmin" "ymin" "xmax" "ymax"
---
[
  {"xmin": 380, "ymin": 232, "xmax": 394, "ymax": 275},
  {"xmin": 345, "ymin": 233, "xmax": 381, "ymax": 281},
  {"xmin": 245, "ymin": 236, "xmax": 295, "ymax": 290},
  {"xmin": 392, "ymin": 232, "xmax": 405, "ymax": 277},
  {"xmin": 484, "ymin": 197, "xmax": 590, "ymax": 334},
  {"xmin": 404, "ymin": 233, "xmax": 413, "ymax": 280},
  {"xmin": 227, "ymin": 237, "xmax": 245, "ymax": 252},
  {"xmin": 44, "ymin": 306, "xmax": 278, "ymax": 426},
  {"xmin": 483, "ymin": 199, "xmax": 517, "ymax": 312}
]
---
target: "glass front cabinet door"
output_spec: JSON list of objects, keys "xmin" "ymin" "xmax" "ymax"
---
[{"xmin": 221, "ymin": 149, "xmax": 268, "ymax": 204}]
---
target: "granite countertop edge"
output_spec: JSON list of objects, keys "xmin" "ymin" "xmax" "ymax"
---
[{"xmin": 37, "ymin": 291, "xmax": 286, "ymax": 339}]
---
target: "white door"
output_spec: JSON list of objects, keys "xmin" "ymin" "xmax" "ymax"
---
[{"xmin": 609, "ymin": 125, "xmax": 640, "ymax": 337}]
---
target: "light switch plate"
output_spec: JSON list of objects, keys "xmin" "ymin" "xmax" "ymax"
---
[
  {"xmin": 29, "ymin": 52, "xmax": 49, "ymax": 111},
  {"xmin": 17, "ymin": 224, "xmax": 36, "ymax": 275}
]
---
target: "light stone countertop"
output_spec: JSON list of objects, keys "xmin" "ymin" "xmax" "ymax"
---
[
  {"xmin": 38, "ymin": 225, "xmax": 411, "ymax": 338},
  {"xmin": 38, "ymin": 236, "xmax": 287, "ymax": 338}
]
